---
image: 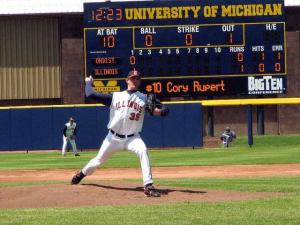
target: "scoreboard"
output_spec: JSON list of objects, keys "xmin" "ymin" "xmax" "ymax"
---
[{"xmin": 83, "ymin": 0, "xmax": 286, "ymax": 98}]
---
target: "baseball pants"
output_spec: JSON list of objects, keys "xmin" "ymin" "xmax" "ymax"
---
[
  {"xmin": 62, "ymin": 136, "xmax": 78, "ymax": 155},
  {"xmin": 82, "ymin": 132, "xmax": 153, "ymax": 186},
  {"xmin": 222, "ymin": 134, "xmax": 232, "ymax": 147}
]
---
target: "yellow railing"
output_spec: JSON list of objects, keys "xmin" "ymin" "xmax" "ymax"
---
[
  {"xmin": 0, "ymin": 98, "xmax": 300, "ymax": 109},
  {"xmin": 165, "ymin": 98, "xmax": 300, "ymax": 106}
]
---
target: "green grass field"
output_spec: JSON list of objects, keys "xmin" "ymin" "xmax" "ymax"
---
[
  {"xmin": 1, "ymin": 135, "xmax": 300, "ymax": 170},
  {"xmin": 0, "ymin": 135, "xmax": 299, "ymax": 225}
]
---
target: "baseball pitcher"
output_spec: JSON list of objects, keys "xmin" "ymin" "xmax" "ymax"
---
[{"xmin": 71, "ymin": 70, "xmax": 169, "ymax": 197}]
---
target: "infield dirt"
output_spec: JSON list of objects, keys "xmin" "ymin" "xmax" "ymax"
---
[{"xmin": 1, "ymin": 164, "xmax": 299, "ymax": 208}]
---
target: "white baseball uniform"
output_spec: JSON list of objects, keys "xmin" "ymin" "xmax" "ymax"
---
[
  {"xmin": 82, "ymin": 90, "xmax": 153, "ymax": 186},
  {"xmin": 62, "ymin": 122, "xmax": 78, "ymax": 156}
]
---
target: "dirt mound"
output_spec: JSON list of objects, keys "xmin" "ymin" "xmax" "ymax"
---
[
  {"xmin": 0, "ymin": 181, "xmax": 284, "ymax": 209},
  {"xmin": 1, "ymin": 164, "xmax": 298, "ymax": 209}
]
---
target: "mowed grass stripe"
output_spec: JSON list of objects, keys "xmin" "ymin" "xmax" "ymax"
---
[
  {"xmin": 0, "ymin": 187, "xmax": 299, "ymax": 225},
  {"xmin": 0, "ymin": 135, "xmax": 299, "ymax": 170}
]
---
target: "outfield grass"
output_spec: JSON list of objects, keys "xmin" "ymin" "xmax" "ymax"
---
[
  {"xmin": 0, "ymin": 135, "xmax": 299, "ymax": 225},
  {"xmin": 1, "ymin": 196, "xmax": 299, "ymax": 225},
  {"xmin": 0, "ymin": 135, "xmax": 299, "ymax": 170}
]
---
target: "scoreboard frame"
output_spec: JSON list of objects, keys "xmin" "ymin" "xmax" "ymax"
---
[{"xmin": 83, "ymin": 0, "xmax": 286, "ymax": 99}]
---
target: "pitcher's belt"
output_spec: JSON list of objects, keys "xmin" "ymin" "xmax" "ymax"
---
[{"xmin": 110, "ymin": 130, "xmax": 134, "ymax": 138}]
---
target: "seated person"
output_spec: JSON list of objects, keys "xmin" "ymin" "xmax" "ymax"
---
[{"xmin": 220, "ymin": 127, "xmax": 236, "ymax": 148}]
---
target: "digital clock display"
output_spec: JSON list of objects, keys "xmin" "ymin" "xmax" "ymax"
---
[
  {"xmin": 89, "ymin": 8, "xmax": 122, "ymax": 21},
  {"xmin": 83, "ymin": 0, "xmax": 286, "ymax": 98}
]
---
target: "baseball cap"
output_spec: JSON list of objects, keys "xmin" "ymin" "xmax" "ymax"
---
[{"xmin": 127, "ymin": 70, "xmax": 141, "ymax": 79}]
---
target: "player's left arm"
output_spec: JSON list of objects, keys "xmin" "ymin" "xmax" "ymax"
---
[
  {"xmin": 72, "ymin": 127, "xmax": 77, "ymax": 139},
  {"xmin": 73, "ymin": 127, "xmax": 77, "ymax": 135}
]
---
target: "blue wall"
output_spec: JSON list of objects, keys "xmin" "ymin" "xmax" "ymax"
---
[{"xmin": 0, "ymin": 104, "xmax": 202, "ymax": 151}]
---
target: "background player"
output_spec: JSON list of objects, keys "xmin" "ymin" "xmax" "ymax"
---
[
  {"xmin": 220, "ymin": 126, "xmax": 236, "ymax": 148},
  {"xmin": 71, "ymin": 70, "xmax": 169, "ymax": 197},
  {"xmin": 62, "ymin": 117, "xmax": 80, "ymax": 156}
]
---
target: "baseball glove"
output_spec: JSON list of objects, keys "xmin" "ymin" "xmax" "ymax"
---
[{"xmin": 145, "ymin": 93, "xmax": 157, "ymax": 116}]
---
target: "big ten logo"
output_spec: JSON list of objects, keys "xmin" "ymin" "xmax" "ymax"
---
[
  {"xmin": 93, "ymin": 80, "xmax": 120, "ymax": 93},
  {"xmin": 248, "ymin": 76, "xmax": 284, "ymax": 94}
]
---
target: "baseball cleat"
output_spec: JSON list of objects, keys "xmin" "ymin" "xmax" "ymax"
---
[
  {"xmin": 75, "ymin": 153, "xmax": 80, "ymax": 156},
  {"xmin": 144, "ymin": 184, "xmax": 161, "ymax": 197},
  {"xmin": 71, "ymin": 171, "xmax": 85, "ymax": 185}
]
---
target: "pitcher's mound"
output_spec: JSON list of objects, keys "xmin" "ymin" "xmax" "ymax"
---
[{"xmin": 0, "ymin": 181, "xmax": 284, "ymax": 209}]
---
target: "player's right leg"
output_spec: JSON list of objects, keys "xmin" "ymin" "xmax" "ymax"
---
[
  {"xmin": 62, "ymin": 136, "xmax": 68, "ymax": 156},
  {"xmin": 71, "ymin": 133, "xmax": 121, "ymax": 185}
]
